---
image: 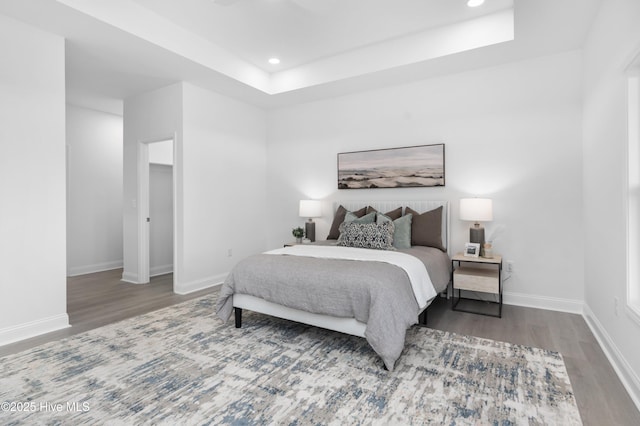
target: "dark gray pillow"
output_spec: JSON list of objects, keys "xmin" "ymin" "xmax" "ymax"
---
[
  {"xmin": 327, "ymin": 205, "xmax": 367, "ymax": 240},
  {"xmin": 337, "ymin": 221, "xmax": 395, "ymax": 250},
  {"xmin": 366, "ymin": 206, "xmax": 402, "ymax": 220},
  {"xmin": 406, "ymin": 206, "xmax": 445, "ymax": 251}
]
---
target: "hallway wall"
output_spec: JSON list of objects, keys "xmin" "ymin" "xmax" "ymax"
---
[{"xmin": 66, "ymin": 104, "xmax": 123, "ymax": 276}]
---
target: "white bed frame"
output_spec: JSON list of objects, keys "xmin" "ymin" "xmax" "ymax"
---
[{"xmin": 233, "ymin": 200, "xmax": 450, "ymax": 337}]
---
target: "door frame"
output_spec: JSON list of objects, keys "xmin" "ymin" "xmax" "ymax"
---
[{"xmin": 137, "ymin": 135, "xmax": 178, "ymax": 287}]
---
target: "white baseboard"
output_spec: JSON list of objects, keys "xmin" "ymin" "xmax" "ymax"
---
[
  {"xmin": 121, "ymin": 271, "xmax": 142, "ymax": 284},
  {"xmin": 0, "ymin": 314, "xmax": 70, "ymax": 347},
  {"xmin": 174, "ymin": 273, "xmax": 225, "ymax": 295},
  {"xmin": 503, "ymin": 291, "xmax": 584, "ymax": 314},
  {"xmin": 150, "ymin": 264, "xmax": 173, "ymax": 277},
  {"xmin": 122, "ymin": 267, "xmax": 174, "ymax": 283},
  {"xmin": 67, "ymin": 260, "xmax": 123, "ymax": 277},
  {"xmin": 583, "ymin": 304, "xmax": 640, "ymax": 412}
]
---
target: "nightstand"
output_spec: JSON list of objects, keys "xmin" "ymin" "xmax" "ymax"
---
[{"xmin": 451, "ymin": 253, "xmax": 503, "ymax": 318}]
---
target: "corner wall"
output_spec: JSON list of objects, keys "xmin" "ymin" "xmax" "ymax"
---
[
  {"xmin": 582, "ymin": 0, "xmax": 640, "ymax": 410},
  {"xmin": 123, "ymin": 83, "xmax": 183, "ymax": 284},
  {"xmin": 123, "ymin": 83, "xmax": 268, "ymax": 293},
  {"xmin": 0, "ymin": 15, "xmax": 68, "ymax": 344},
  {"xmin": 267, "ymin": 51, "xmax": 585, "ymax": 313}
]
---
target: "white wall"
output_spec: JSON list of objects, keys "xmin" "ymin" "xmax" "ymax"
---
[
  {"xmin": 0, "ymin": 15, "xmax": 68, "ymax": 344},
  {"xmin": 66, "ymin": 104, "xmax": 123, "ymax": 276},
  {"xmin": 149, "ymin": 139, "xmax": 174, "ymax": 165},
  {"xmin": 582, "ymin": 0, "xmax": 640, "ymax": 409},
  {"xmin": 123, "ymin": 83, "xmax": 183, "ymax": 284},
  {"xmin": 123, "ymin": 82, "xmax": 267, "ymax": 293},
  {"xmin": 267, "ymin": 51, "xmax": 584, "ymax": 313},
  {"xmin": 180, "ymin": 83, "xmax": 267, "ymax": 293},
  {"xmin": 149, "ymin": 163, "xmax": 173, "ymax": 276}
]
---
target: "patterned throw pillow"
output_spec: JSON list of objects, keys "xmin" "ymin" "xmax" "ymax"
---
[
  {"xmin": 327, "ymin": 205, "xmax": 367, "ymax": 240},
  {"xmin": 337, "ymin": 221, "xmax": 396, "ymax": 250}
]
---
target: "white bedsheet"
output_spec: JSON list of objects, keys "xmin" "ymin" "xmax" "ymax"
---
[{"xmin": 266, "ymin": 245, "xmax": 437, "ymax": 309}]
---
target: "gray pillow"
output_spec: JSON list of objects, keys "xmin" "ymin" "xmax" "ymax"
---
[
  {"xmin": 377, "ymin": 213, "xmax": 412, "ymax": 249},
  {"xmin": 337, "ymin": 221, "xmax": 395, "ymax": 250},
  {"xmin": 344, "ymin": 211, "xmax": 376, "ymax": 224}
]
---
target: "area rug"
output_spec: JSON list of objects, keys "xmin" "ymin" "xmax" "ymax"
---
[{"xmin": 0, "ymin": 294, "xmax": 582, "ymax": 425}]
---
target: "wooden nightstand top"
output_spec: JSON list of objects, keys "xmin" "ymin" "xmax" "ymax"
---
[{"xmin": 452, "ymin": 253, "xmax": 502, "ymax": 264}]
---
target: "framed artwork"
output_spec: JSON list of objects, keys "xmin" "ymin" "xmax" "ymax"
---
[
  {"xmin": 337, "ymin": 143, "xmax": 445, "ymax": 189},
  {"xmin": 464, "ymin": 242, "xmax": 480, "ymax": 257}
]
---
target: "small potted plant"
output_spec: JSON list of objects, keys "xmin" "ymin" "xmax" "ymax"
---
[{"xmin": 292, "ymin": 227, "xmax": 304, "ymax": 243}]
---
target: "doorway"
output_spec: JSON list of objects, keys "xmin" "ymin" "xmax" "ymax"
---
[
  {"xmin": 138, "ymin": 138, "xmax": 175, "ymax": 285},
  {"xmin": 149, "ymin": 140, "xmax": 174, "ymax": 277}
]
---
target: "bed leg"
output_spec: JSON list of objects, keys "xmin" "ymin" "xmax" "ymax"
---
[
  {"xmin": 235, "ymin": 308, "xmax": 242, "ymax": 328},
  {"xmin": 418, "ymin": 309, "xmax": 427, "ymax": 326}
]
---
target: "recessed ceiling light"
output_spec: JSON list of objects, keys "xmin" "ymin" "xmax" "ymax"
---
[
  {"xmin": 467, "ymin": 0, "xmax": 485, "ymax": 7},
  {"xmin": 268, "ymin": 57, "xmax": 280, "ymax": 65}
]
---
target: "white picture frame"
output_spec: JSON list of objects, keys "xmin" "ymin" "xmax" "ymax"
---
[{"xmin": 464, "ymin": 242, "xmax": 480, "ymax": 257}]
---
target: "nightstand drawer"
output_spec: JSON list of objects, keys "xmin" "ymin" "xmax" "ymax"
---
[{"xmin": 453, "ymin": 267, "xmax": 499, "ymax": 294}]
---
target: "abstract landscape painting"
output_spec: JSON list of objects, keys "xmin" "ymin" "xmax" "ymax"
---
[{"xmin": 338, "ymin": 144, "xmax": 445, "ymax": 189}]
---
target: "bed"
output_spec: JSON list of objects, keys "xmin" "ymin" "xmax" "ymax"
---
[{"xmin": 216, "ymin": 200, "xmax": 451, "ymax": 371}]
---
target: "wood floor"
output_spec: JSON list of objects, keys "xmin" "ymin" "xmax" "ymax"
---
[
  {"xmin": 1, "ymin": 269, "xmax": 639, "ymax": 425},
  {"xmin": 0, "ymin": 269, "xmax": 216, "ymax": 357}
]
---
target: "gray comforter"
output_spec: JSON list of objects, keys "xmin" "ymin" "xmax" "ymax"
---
[{"xmin": 216, "ymin": 246, "xmax": 450, "ymax": 371}]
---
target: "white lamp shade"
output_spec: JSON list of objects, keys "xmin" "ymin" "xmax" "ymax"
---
[
  {"xmin": 460, "ymin": 198, "xmax": 493, "ymax": 222},
  {"xmin": 299, "ymin": 200, "xmax": 322, "ymax": 218}
]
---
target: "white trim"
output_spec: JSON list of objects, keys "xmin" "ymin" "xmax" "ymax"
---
[
  {"xmin": 503, "ymin": 291, "xmax": 583, "ymax": 314},
  {"xmin": 172, "ymin": 132, "xmax": 182, "ymax": 292},
  {"xmin": 137, "ymin": 141, "xmax": 151, "ymax": 285},
  {"xmin": 627, "ymin": 74, "xmax": 640, "ymax": 319},
  {"xmin": 136, "ymin": 135, "xmax": 178, "ymax": 290},
  {"xmin": 174, "ymin": 274, "xmax": 225, "ymax": 295},
  {"xmin": 583, "ymin": 304, "xmax": 640, "ymax": 412},
  {"xmin": 150, "ymin": 264, "xmax": 173, "ymax": 277},
  {"xmin": 121, "ymin": 271, "xmax": 143, "ymax": 284},
  {"xmin": 627, "ymin": 304, "xmax": 640, "ymax": 328},
  {"xmin": 67, "ymin": 260, "xmax": 123, "ymax": 277},
  {"xmin": 0, "ymin": 314, "xmax": 70, "ymax": 346},
  {"xmin": 625, "ymin": 46, "xmax": 640, "ymax": 76}
]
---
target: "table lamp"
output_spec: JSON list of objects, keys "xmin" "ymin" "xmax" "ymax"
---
[
  {"xmin": 460, "ymin": 198, "xmax": 493, "ymax": 257},
  {"xmin": 299, "ymin": 200, "xmax": 322, "ymax": 242}
]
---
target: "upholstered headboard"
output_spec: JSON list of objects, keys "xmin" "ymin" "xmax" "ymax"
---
[{"xmin": 335, "ymin": 200, "xmax": 450, "ymax": 254}]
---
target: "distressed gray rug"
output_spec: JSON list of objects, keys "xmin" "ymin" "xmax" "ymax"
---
[{"xmin": 0, "ymin": 295, "xmax": 581, "ymax": 425}]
